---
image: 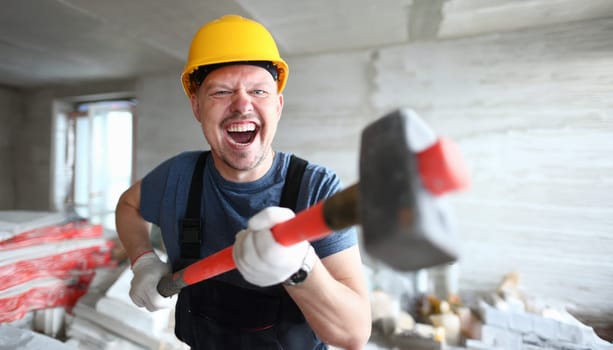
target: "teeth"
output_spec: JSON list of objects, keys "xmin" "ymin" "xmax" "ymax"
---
[{"xmin": 227, "ymin": 123, "xmax": 256, "ymax": 132}]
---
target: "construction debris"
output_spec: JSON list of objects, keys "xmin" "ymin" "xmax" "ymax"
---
[
  {"xmin": 0, "ymin": 213, "xmax": 115, "ymax": 324},
  {"xmin": 0, "ymin": 210, "xmax": 185, "ymax": 349},
  {"xmin": 466, "ymin": 272, "xmax": 613, "ymax": 350},
  {"xmin": 366, "ymin": 267, "xmax": 613, "ymax": 350},
  {"xmin": 2, "ymin": 212, "xmax": 612, "ymax": 349}
]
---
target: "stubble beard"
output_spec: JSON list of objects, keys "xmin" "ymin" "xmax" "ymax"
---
[{"xmin": 222, "ymin": 146, "xmax": 272, "ymax": 173}]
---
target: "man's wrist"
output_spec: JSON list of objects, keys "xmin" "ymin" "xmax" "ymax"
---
[
  {"xmin": 284, "ymin": 245, "xmax": 317, "ymax": 286},
  {"xmin": 131, "ymin": 249, "xmax": 154, "ymax": 267}
]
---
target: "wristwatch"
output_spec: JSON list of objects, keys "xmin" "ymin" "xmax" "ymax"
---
[{"xmin": 284, "ymin": 245, "xmax": 317, "ymax": 286}]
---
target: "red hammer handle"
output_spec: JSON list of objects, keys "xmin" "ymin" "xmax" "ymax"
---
[
  {"xmin": 156, "ymin": 187, "xmax": 357, "ymax": 297},
  {"xmin": 271, "ymin": 202, "xmax": 330, "ymax": 245},
  {"xmin": 179, "ymin": 203, "xmax": 329, "ymax": 284}
]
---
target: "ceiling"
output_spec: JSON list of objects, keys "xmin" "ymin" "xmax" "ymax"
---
[{"xmin": 2, "ymin": 0, "xmax": 613, "ymax": 89}]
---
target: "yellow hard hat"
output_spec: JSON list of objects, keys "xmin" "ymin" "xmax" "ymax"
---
[{"xmin": 181, "ymin": 15, "xmax": 289, "ymax": 97}]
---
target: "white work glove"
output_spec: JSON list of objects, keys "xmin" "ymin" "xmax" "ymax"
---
[
  {"xmin": 130, "ymin": 251, "xmax": 175, "ymax": 312},
  {"xmin": 233, "ymin": 207, "xmax": 311, "ymax": 287}
]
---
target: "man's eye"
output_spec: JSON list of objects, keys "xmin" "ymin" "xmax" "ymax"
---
[
  {"xmin": 210, "ymin": 90, "xmax": 232, "ymax": 97},
  {"xmin": 251, "ymin": 89, "xmax": 269, "ymax": 96}
]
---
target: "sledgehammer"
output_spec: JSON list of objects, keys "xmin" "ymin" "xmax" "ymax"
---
[{"xmin": 157, "ymin": 108, "xmax": 470, "ymax": 297}]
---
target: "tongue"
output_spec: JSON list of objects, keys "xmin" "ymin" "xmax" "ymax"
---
[{"xmin": 229, "ymin": 131, "xmax": 254, "ymax": 144}]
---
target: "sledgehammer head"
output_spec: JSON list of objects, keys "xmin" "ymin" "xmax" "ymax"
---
[{"xmin": 359, "ymin": 108, "xmax": 469, "ymax": 271}]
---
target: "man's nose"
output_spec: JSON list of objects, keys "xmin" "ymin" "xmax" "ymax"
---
[{"xmin": 230, "ymin": 90, "xmax": 254, "ymax": 114}]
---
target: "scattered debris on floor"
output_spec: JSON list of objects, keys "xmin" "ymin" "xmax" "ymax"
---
[
  {"xmin": 2, "ymin": 211, "xmax": 612, "ymax": 349},
  {"xmin": 466, "ymin": 272, "xmax": 613, "ymax": 350},
  {"xmin": 65, "ymin": 264, "xmax": 186, "ymax": 349},
  {"xmin": 0, "ymin": 211, "xmax": 186, "ymax": 349},
  {"xmin": 366, "ymin": 268, "xmax": 613, "ymax": 349}
]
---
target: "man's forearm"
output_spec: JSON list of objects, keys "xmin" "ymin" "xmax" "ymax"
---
[
  {"xmin": 115, "ymin": 185, "xmax": 153, "ymax": 263},
  {"xmin": 285, "ymin": 248, "xmax": 372, "ymax": 349}
]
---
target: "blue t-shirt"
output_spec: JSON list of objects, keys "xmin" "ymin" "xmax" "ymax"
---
[{"xmin": 140, "ymin": 151, "xmax": 357, "ymax": 286}]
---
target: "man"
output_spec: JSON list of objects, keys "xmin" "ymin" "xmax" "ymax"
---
[{"xmin": 115, "ymin": 15, "xmax": 371, "ymax": 349}]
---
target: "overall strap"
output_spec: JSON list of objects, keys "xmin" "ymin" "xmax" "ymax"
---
[
  {"xmin": 186, "ymin": 151, "xmax": 210, "ymax": 218},
  {"xmin": 175, "ymin": 153, "xmax": 319, "ymax": 347},
  {"xmin": 181, "ymin": 152, "xmax": 307, "ymax": 259},
  {"xmin": 180, "ymin": 151, "xmax": 209, "ymax": 260},
  {"xmin": 280, "ymin": 154, "xmax": 308, "ymax": 210}
]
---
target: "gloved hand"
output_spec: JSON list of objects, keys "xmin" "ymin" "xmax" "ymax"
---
[
  {"xmin": 233, "ymin": 207, "xmax": 311, "ymax": 287},
  {"xmin": 130, "ymin": 251, "xmax": 176, "ymax": 312}
]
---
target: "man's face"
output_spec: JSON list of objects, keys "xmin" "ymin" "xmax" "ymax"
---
[{"xmin": 190, "ymin": 64, "xmax": 284, "ymax": 181}]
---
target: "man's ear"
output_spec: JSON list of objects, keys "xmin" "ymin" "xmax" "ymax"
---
[
  {"xmin": 190, "ymin": 93, "xmax": 201, "ymax": 121},
  {"xmin": 277, "ymin": 94, "xmax": 284, "ymax": 118}
]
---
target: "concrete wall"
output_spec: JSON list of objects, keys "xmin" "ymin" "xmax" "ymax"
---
[
  {"xmin": 134, "ymin": 69, "xmax": 203, "ymax": 179},
  {"xmin": 284, "ymin": 18, "xmax": 613, "ymax": 331},
  {"xmin": 133, "ymin": 54, "xmax": 373, "ymax": 186},
  {"xmin": 369, "ymin": 18, "xmax": 613, "ymax": 331},
  {"xmin": 8, "ymin": 17, "xmax": 612, "ymax": 335},
  {"xmin": 129, "ymin": 18, "xmax": 612, "ymax": 332},
  {"xmin": 0, "ymin": 86, "xmax": 22, "ymax": 209},
  {"xmin": 277, "ymin": 51, "xmax": 375, "ymax": 186}
]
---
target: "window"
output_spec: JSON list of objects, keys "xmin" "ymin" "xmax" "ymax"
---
[{"xmin": 54, "ymin": 100, "xmax": 135, "ymax": 231}]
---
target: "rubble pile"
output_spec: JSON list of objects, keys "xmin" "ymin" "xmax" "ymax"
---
[
  {"xmin": 466, "ymin": 272, "xmax": 613, "ymax": 350},
  {"xmin": 365, "ymin": 268, "xmax": 613, "ymax": 350}
]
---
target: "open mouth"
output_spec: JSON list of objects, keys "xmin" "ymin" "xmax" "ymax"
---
[{"xmin": 226, "ymin": 122, "xmax": 258, "ymax": 145}]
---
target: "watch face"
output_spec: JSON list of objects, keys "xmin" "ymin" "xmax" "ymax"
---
[{"xmin": 289, "ymin": 268, "xmax": 308, "ymax": 285}]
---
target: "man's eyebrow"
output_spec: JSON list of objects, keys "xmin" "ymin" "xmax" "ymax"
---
[{"xmin": 203, "ymin": 81, "xmax": 231, "ymax": 90}]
